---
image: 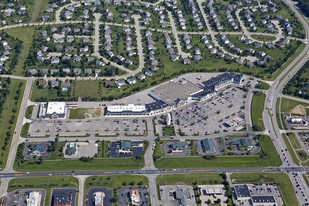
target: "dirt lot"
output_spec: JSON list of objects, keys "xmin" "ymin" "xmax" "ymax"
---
[
  {"xmin": 69, "ymin": 108, "xmax": 105, "ymax": 119},
  {"xmin": 290, "ymin": 105, "xmax": 307, "ymax": 116}
]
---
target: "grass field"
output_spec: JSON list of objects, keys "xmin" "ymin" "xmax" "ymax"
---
[
  {"xmin": 0, "ymin": 79, "xmax": 25, "ymax": 171},
  {"xmin": 255, "ymin": 81, "xmax": 270, "ymax": 90},
  {"xmin": 30, "ymin": 0, "xmax": 51, "ymax": 22},
  {"xmin": 303, "ymin": 174, "xmax": 309, "ymax": 188},
  {"xmin": 251, "ymin": 34, "xmax": 276, "ymax": 42},
  {"xmin": 230, "ymin": 173, "xmax": 299, "ymax": 206},
  {"xmin": 154, "ymin": 136, "xmax": 281, "ymax": 169},
  {"xmin": 14, "ymin": 158, "xmax": 144, "ymax": 172},
  {"xmin": 281, "ymin": 98, "xmax": 309, "ymax": 115},
  {"xmin": 162, "ymin": 126, "xmax": 176, "ymax": 136},
  {"xmin": 265, "ymin": 43, "xmax": 306, "ymax": 81},
  {"xmin": 8, "ymin": 176, "xmax": 78, "ymax": 206},
  {"xmin": 21, "ymin": 123, "xmax": 30, "ymax": 138},
  {"xmin": 288, "ymin": 133, "xmax": 301, "ymax": 149},
  {"xmin": 5, "ymin": 27, "xmax": 35, "ymax": 76},
  {"xmin": 84, "ymin": 175, "xmax": 149, "ymax": 190},
  {"xmin": 251, "ymin": 92, "xmax": 266, "ymax": 131},
  {"xmin": 282, "ymin": 133, "xmax": 300, "ymax": 165},
  {"xmin": 156, "ymin": 173, "xmax": 224, "ymax": 186},
  {"xmin": 275, "ymin": 98, "xmax": 283, "ymax": 130},
  {"xmin": 69, "ymin": 108, "xmax": 104, "ymax": 119},
  {"xmin": 25, "ymin": 105, "xmax": 34, "ymax": 119}
]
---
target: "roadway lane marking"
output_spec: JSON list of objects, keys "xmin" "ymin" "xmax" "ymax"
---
[{"xmin": 189, "ymin": 169, "xmax": 213, "ymax": 172}]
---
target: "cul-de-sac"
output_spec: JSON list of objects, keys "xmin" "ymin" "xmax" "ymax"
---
[{"xmin": 0, "ymin": 0, "xmax": 308, "ymax": 205}]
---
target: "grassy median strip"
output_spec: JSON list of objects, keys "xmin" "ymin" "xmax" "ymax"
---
[
  {"xmin": 154, "ymin": 135, "xmax": 281, "ymax": 169},
  {"xmin": 288, "ymin": 133, "xmax": 301, "ymax": 149},
  {"xmin": 282, "ymin": 133, "xmax": 300, "ymax": 165},
  {"xmin": 25, "ymin": 105, "xmax": 34, "ymax": 119},
  {"xmin": 230, "ymin": 173, "xmax": 299, "ymax": 206},
  {"xmin": 251, "ymin": 92, "xmax": 266, "ymax": 131},
  {"xmin": 275, "ymin": 98, "xmax": 283, "ymax": 130},
  {"xmin": 8, "ymin": 176, "xmax": 78, "ymax": 206}
]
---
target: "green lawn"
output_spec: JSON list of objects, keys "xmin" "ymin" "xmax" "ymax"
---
[
  {"xmin": 281, "ymin": 98, "xmax": 309, "ymax": 115},
  {"xmin": 156, "ymin": 173, "xmax": 224, "ymax": 186},
  {"xmin": 303, "ymin": 174, "xmax": 309, "ymax": 188},
  {"xmin": 162, "ymin": 126, "xmax": 176, "ymax": 136},
  {"xmin": 8, "ymin": 176, "xmax": 78, "ymax": 206},
  {"xmin": 21, "ymin": 123, "xmax": 30, "ymax": 138},
  {"xmin": 25, "ymin": 105, "xmax": 34, "ymax": 119},
  {"xmin": 154, "ymin": 135, "xmax": 281, "ymax": 169},
  {"xmin": 30, "ymin": 0, "xmax": 51, "ymax": 22},
  {"xmin": 69, "ymin": 108, "xmax": 104, "ymax": 119},
  {"xmin": 14, "ymin": 158, "xmax": 144, "ymax": 172},
  {"xmin": 255, "ymin": 81, "xmax": 270, "ymax": 90},
  {"xmin": 287, "ymin": 133, "xmax": 301, "ymax": 149},
  {"xmin": 85, "ymin": 175, "xmax": 149, "ymax": 190},
  {"xmin": 251, "ymin": 92, "xmax": 266, "ymax": 131},
  {"xmin": 265, "ymin": 43, "xmax": 306, "ymax": 81},
  {"xmin": 0, "ymin": 79, "xmax": 25, "ymax": 171},
  {"xmin": 251, "ymin": 35, "xmax": 276, "ymax": 42},
  {"xmin": 275, "ymin": 98, "xmax": 283, "ymax": 130},
  {"xmin": 230, "ymin": 173, "xmax": 299, "ymax": 206},
  {"xmin": 5, "ymin": 27, "xmax": 35, "ymax": 76}
]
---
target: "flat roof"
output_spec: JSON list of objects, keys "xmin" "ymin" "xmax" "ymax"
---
[
  {"xmin": 150, "ymin": 80, "xmax": 203, "ymax": 105},
  {"xmin": 234, "ymin": 185, "xmax": 251, "ymax": 198},
  {"xmin": 252, "ymin": 195, "xmax": 276, "ymax": 203},
  {"xmin": 46, "ymin": 102, "xmax": 66, "ymax": 115},
  {"xmin": 201, "ymin": 138, "xmax": 215, "ymax": 152}
]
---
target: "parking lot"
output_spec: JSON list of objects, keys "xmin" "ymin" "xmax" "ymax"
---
[
  {"xmin": 85, "ymin": 187, "xmax": 112, "ymax": 206},
  {"xmin": 172, "ymin": 85, "xmax": 248, "ymax": 136},
  {"xmin": 2, "ymin": 189, "xmax": 45, "ymax": 206},
  {"xmin": 28, "ymin": 117, "xmax": 147, "ymax": 137},
  {"xmin": 117, "ymin": 187, "xmax": 149, "ymax": 206}
]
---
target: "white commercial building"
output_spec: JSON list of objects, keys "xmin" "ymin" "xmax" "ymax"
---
[
  {"xmin": 93, "ymin": 192, "xmax": 105, "ymax": 206},
  {"xmin": 105, "ymin": 104, "xmax": 148, "ymax": 116},
  {"xmin": 27, "ymin": 191, "xmax": 42, "ymax": 206},
  {"xmin": 38, "ymin": 102, "xmax": 66, "ymax": 118}
]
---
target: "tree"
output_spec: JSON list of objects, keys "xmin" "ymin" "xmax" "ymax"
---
[
  {"xmin": 207, "ymin": 199, "xmax": 211, "ymax": 204},
  {"xmin": 216, "ymin": 198, "xmax": 221, "ymax": 204}
]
